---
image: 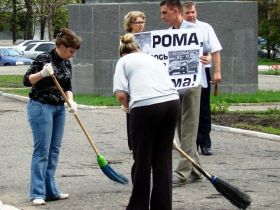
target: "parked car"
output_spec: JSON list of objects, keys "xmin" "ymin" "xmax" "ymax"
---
[
  {"xmin": 169, "ymin": 62, "xmax": 187, "ymax": 75},
  {"xmin": 0, "ymin": 47, "xmax": 33, "ymax": 66},
  {"xmin": 13, "ymin": 40, "xmax": 47, "ymax": 53},
  {"xmin": 23, "ymin": 41, "xmax": 55, "ymax": 59}
]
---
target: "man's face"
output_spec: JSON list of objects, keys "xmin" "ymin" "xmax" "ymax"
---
[
  {"xmin": 160, "ymin": 5, "xmax": 179, "ymax": 26},
  {"xmin": 183, "ymin": 5, "xmax": 197, "ymax": 23}
]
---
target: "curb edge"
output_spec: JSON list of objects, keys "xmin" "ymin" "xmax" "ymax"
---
[{"xmin": 1, "ymin": 92, "xmax": 279, "ymax": 142}]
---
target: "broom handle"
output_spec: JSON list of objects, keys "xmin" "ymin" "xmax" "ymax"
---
[
  {"xmin": 51, "ymin": 74, "xmax": 100, "ymax": 156},
  {"xmin": 173, "ymin": 141, "xmax": 212, "ymax": 180},
  {"xmin": 214, "ymin": 84, "xmax": 218, "ymax": 96}
]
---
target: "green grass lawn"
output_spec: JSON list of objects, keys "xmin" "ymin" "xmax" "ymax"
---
[
  {"xmin": 1, "ymin": 75, "xmax": 280, "ymax": 135},
  {"xmin": 212, "ymin": 109, "xmax": 280, "ymax": 135},
  {"xmin": 0, "ymin": 75, "xmax": 25, "ymax": 88},
  {"xmin": 258, "ymin": 58, "xmax": 280, "ymax": 65},
  {"xmin": 210, "ymin": 91, "xmax": 280, "ymax": 104},
  {"xmin": 1, "ymin": 88, "xmax": 119, "ymax": 106},
  {"xmin": 1, "ymin": 75, "xmax": 280, "ymax": 106}
]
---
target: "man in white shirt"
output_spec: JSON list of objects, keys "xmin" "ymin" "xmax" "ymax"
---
[
  {"xmin": 183, "ymin": 1, "xmax": 222, "ymax": 156},
  {"xmin": 160, "ymin": 0, "xmax": 212, "ymax": 186}
]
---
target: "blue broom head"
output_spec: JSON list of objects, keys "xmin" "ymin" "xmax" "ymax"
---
[
  {"xmin": 101, "ymin": 164, "xmax": 129, "ymax": 185},
  {"xmin": 97, "ymin": 154, "xmax": 128, "ymax": 185},
  {"xmin": 211, "ymin": 176, "xmax": 252, "ymax": 209}
]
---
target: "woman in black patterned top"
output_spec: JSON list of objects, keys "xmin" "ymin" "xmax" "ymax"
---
[{"xmin": 23, "ymin": 28, "xmax": 81, "ymax": 206}]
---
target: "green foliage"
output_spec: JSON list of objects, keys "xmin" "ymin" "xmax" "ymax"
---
[
  {"xmin": 267, "ymin": 106, "xmax": 280, "ymax": 113},
  {"xmin": 258, "ymin": 58, "xmax": 280, "ymax": 65},
  {"xmin": 234, "ymin": 123, "xmax": 280, "ymax": 135},
  {"xmin": 52, "ymin": 6, "xmax": 69, "ymax": 35},
  {"xmin": 0, "ymin": 0, "xmax": 81, "ymax": 40},
  {"xmin": 0, "ymin": 0, "xmax": 27, "ymax": 39},
  {"xmin": 2, "ymin": 88, "xmax": 119, "ymax": 106},
  {"xmin": 0, "ymin": 75, "xmax": 24, "ymax": 88},
  {"xmin": 0, "ymin": 75, "xmax": 118, "ymax": 106},
  {"xmin": 210, "ymin": 91, "xmax": 280, "ymax": 104},
  {"xmin": 258, "ymin": 0, "xmax": 280, "ymax": 59},
  {"xmin": 231, "ymin": 109, "xmax": 280, "ymax": 135},
  {"xmin": 211, "ymin": 100, "xmax": 229, "ymax": 113},
  {"xmin": 73, "ymin": 94, "xmax": 119, "ymax": 106},
  {"xmin": 2, "ymin": 75, "xmax": 280, "ymax": 107}
]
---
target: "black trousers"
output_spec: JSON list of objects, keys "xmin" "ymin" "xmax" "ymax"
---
[
  {"xmin": 127, "ymin": 113, "xmax": 132, "ymax": 150},
  {"xmin": 126, "ymin": 99, "xmax": 179, "ymax": 210},
  {"xmin": 197, "ymin": 67, "xmax": 212, "ymax": 149}
]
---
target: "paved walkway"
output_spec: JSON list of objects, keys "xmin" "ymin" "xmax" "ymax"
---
[
  {"xmin": 0, "ymin": 66, "xmax": 28, "ymax": 75},
  {"xmin": 1, "ymin": 66, "xmax": 280, "ymax": 209},
  {"xmin": 0, "ymin": 95, "xmax": 280, "ymax": 210}
]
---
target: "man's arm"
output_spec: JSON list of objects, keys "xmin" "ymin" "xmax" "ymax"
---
[{"xmin": 211, "ymin": 51, "xmax": 221, "ymax": 84}]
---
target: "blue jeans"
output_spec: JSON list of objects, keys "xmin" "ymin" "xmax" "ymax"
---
[{"xmin": 27, "ymin": 99, "xmax": 65, "ymax": 200}]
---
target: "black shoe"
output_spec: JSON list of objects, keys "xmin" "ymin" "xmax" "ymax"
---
[
  {"xmin": 172, "ymin": 175, "xmax": 187, "ymax": 187},
  {"xmin": 201, "ymin": 147, "xmax": 212, "ymax": 156}
]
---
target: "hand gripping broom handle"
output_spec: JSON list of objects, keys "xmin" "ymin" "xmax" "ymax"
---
[
  {"xmin": 173, "ymin": 141, "xmax": 212, "ymax": 180},
  {"xmin": 51, "ymin": 74, "xmax": 100, "ymax": 156}
]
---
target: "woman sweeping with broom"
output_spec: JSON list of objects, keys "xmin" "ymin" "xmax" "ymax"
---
[
  {"xmin": 113, "ymin": 33, "xmax": 180, "ymax": 210},
  {"xmin": 23, "ymin": 28, "xmax": 81, "ymax": 206}
]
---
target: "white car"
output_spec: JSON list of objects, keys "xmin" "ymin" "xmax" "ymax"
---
[
  {"xmin": 23, "ymin": 41, "xmax": 55, "ymax": 59},
  {"xmin": 12, "ymin": 40, "xmax": 47, "ymax": 53}
]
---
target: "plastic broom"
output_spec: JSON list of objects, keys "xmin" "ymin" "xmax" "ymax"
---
[
  {"xmin": 51, "ymin": 74, "xmax": 128, "ymax": 185},
  {"xmin": 173, "ymin": 140, "xmax": 251, "ymax": 209}
]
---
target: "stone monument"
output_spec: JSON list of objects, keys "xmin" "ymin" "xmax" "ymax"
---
[{"xmin": 69, "ymin": 1, "xmax": 258, "ymax": 96}]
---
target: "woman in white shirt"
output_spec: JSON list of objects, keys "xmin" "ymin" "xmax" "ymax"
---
[
  {"xmin": 123, "ymin": 11, "xmax": 146, "ymax": 151},
  {"xmin": 113, "ymin": 33, "xmax": 179, "ymax": 210}
]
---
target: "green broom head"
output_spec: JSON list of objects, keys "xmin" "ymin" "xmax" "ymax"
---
[
  {"xmin": 97, "ymin": 154, "xmax": 128, "ymax": 185},
  {"xmin": 211, "ymin": 176, "xmax": 252, "ymax": 209}
]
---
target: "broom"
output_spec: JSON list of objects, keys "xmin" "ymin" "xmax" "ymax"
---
[
  {"xmin": 173, "ymin": 140, "xmax": 252, "ymax": 209},
  {"xmin": 51, "ymin": 74, "xmax": 128, "ymax": 185}
]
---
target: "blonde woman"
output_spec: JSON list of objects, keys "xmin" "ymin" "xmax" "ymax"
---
[
  {"xmin": 123, "ymin": 11, "xmax": 146, "ymax": 151},
  {"xmin": 114, "ymin": 34, "xmax": 179, "ymax": 210},
  {"xmin": 124, "ymin": 11, "xmax": 146, "ymax": 33}
]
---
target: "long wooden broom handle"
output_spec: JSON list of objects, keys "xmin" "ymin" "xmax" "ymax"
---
[
  {"xmin": 173, "ymin": 141, "xmax": 212, "ymax": 180},
  {"xmin": 51, "ymin": 74, "xmax": 100, "ymax": 156}
]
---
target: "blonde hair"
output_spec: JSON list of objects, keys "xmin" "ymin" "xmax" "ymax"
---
[
  {"xmin": 123, "ymin": 11, "xmax": 146, "ymax": 33},
  {"xmin": 55, "ymin": 28, "xmax": 81, "ymax": 49},
  {"xmin": 119, "ymin": 33, "xmax": 140, "ymax": 56}
]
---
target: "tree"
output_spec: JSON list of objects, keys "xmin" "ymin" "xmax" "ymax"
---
[
  {"xmin": 24, "ymin": 0, "xmax": 34, "ymax": 40},
  {"xmin": 12, "ymin": 0, "xmax": 17, "ymax": 43},
  {"xmin": 0, "ymin": 0, "xmax": 12, "ymax": 32},
  {"xmin": 0, "ymin": 0, "xmax": 25, "ymax": 43},
  {"xmin": 33, "ymin": 0, "xmax": 79, "ymax": 40},
  {"xmin": 258, "ymin": 0, "xmax": 280, "ymax": 59},
  {"xmin": 0, "ymin": 0, "xmax": 81, "ymax": 41}
]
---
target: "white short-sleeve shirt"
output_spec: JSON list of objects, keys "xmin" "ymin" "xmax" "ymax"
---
[{"xmin": 113, "ymin": 52, "xmax": 178, "ymax": 109}]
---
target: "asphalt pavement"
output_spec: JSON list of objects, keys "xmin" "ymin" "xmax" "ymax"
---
[{"xmin": 1, "ymin": 66, "xmax": 280, "ymax": 210}]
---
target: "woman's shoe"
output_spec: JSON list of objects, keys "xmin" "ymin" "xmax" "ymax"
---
[
  {"xmin": 32, "ymin": 198, "xmax": 45, "ymax": 206},
  {"xmin": 46, "ymin": 193, "xmax": 70, "ymax": 201},
  {"xmin": 58, "ymin": 193, "xmax": 70, "ymax": 200}
]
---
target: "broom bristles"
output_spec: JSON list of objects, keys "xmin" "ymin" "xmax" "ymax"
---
[
  {"xmin": 97, "ymin": 154, "xmax": 128, "ymax": 184},
  {"xmin": 211, "ymin": 176, "xmax": 252, "ymax": 209},
  {"xmin": 101, "ymin": 164, "xmax": 129, "ymax": 185}
]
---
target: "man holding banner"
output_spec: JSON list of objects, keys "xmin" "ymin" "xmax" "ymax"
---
[{"xmin": 159, "ymin": 0, "xmax": 211, "ymax": 186}]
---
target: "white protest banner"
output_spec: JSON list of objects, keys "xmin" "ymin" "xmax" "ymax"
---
[{"xmin": 135, "ymin": 29, "xmax": 203, "ymax": 90}]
